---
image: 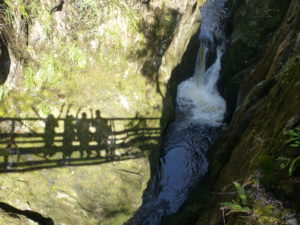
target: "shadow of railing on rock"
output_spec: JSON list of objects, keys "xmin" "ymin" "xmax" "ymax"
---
[{"xmin": 0, "ymin": 116, "xmax": 161, "ymax": 173}]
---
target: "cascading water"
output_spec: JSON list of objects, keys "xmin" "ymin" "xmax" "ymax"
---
[{"xmin": 128, "ymin": 0, "xmax": 228, "ymax": 224}]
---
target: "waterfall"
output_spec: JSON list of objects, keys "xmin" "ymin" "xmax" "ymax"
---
[
  {"xmin": 177, "ymin": 46, "xmax": 226, "ymax": 127},
  {"xmin": 177, "ymin": 0, "xmax": 228, "ymax": 127},
  {"xmin": 128, "ymin": 0, "xmax": 228, "ymax": 224}
]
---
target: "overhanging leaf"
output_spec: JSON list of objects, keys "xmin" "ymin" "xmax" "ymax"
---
[
  {"xmin": 289, "ymin": 156, "xmax": 300, "ymax": 176},
  {"xmin": 233, "ymin": 182, "xmax": 248, "ymax": 206},
  {"xmin": 220, "ymin": 202, "xmax": 251, "ymax": 215}
]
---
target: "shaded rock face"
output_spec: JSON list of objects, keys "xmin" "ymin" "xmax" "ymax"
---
[
  {"xmin": 219, "ymin": 0, "xmax": 292, "ymax": 121},
  {"xmin": 0, "ymin": 160, "xmax": 149, "ymax": 225},
  {"xmin": 0, "ymin": 38, "xmax": 10, "ymax": 84},
  {"xmin": 161, "ymin": 0, "xmax": 300, "ymax": 224},
  {"xmin": 0, "ymin": 0, "xmax": 204, "ymax": 225},
  {"xmin": 159, "ymin": 1, "xmax": 202, "ymax": 129},
  {"xmin": 0, "ymin": 208, "xmax": 37, "ymax": 225}
]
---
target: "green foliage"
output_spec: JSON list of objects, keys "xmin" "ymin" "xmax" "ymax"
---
[
  {"xmin": 37, "ymin": 54, "xmax": 59, "ymax": 87},
  {"xmin": 288, "ymin": 156, "xmax": 300, "ymax": 176},
  {"xmin": 4, "ymin": 2, "xmax": 13, "ymax": 25},
  {"xmin": 24, "ymin": 67, "xmax": 35, "ymax": 87},
  {"xmin": 233, "ymin": 181, "xmax": 248, "ymax": 206},
  {"xmin": 0, "ymin": 86, "xmax": 9, "ymax": 101},
  {"xmin": 73, "ymin": 0, "xmax": 142, "ymax": 50},
  {"xmin": 24, "ymin": 55, "xmax": 57, "ymax": 91},
  {"xmin": 3, "ymin": 0, "xmax": 52, "ymax": 41},
  {"xmin": 276, "ymin": 156, "xmax": 290, "ymax": 169},
  {"xmin": 154, "ymin": 10, "xmax": 177, "ymax": 41},
  {"xmin": 220, "ymin": 177, "xmax": 297, "ymax": 224},
  {"xmin": 284, "ymin": 125, "xmax": 300, "ymax": 148},
  {"xmin": 257, "ymin": 154, "xmax": 277, "ymax": 185},
  {"xmin": 277, "ymin": 156, "xmax": 300, "ymax": 177},
  {"xmin": 0, "ymin": 0, "xmax": 166, "ymax": 121},
  {"xmin": 198, "ymin": 0, "xmax": 207, "ymax": 4},
  {"xmin": 40, "ymin": 103, "xmax": 51, "ymax": 115},
  {"xmin": 39, "ymin": 9, "xmax": 52, "ymax": 35},
  {"xmin": 276, "ymin": 126, "xmax": 300, "ymax": 176},
  {"xmin": 4, "ymin": 0, "xmax": 37, "ymax": 25},
  {"xmin": 220, "ymin": 182, "xmax": 251, "ymax": 215},
  {"xmin": 63, "ymin": 43, "xmax": 87, "ymax": 70},
  {"xmin": 220, "ymin": 201, "xmax": 251, "ymax": 214},
  {"xmin": 23, "ymin": 42, "xmax": 88, "ymax": 92}
]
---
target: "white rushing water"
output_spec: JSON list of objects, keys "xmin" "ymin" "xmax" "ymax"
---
[
  {"xmin": 177, "ymin": 0, "xmax": 228, "ymax": 127},
  {"xmin": 177, "ymin": 46, "xmax": 226, "ymax": 127},
  {"xmin": 129, "ymin": 0, "xmax": 229, "ymax": 224}
]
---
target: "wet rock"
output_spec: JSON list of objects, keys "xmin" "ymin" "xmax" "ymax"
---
[{"xmin": 161, "ymin": 0, "xmax": 300, "ymax": 224}]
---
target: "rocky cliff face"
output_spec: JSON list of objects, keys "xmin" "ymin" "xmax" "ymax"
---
[
  {"xmin": 0, "ymin": 0, "xmax": 203, "ymax": 224},
  {"xmin": 2, "ymin": 0, "xmax": 298, "ymax": 224},
  {"xmin": 162, "ymin": 0, "xmax": 300, "ymax": 224}
]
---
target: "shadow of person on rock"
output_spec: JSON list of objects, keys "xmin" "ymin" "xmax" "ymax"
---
[
  {"xmin": 76, "ymin": 112, "xmax": 91, "ymax": 158},
  {"xmin": 44, "ymin": 114, "xmax": 58, "ymax": 149},
  {"xmin": 61, "ymin": 104, "xmax": 78, "ymax": 162},
  {"xmin": 91, "ymin": 109, "xmax": 112, "ymax": 158},
  {"xmin": 62, "ymin": 114, "xmax": 76, "ymax": 161},
  {"xmin": 34, "ymin": 104, "xmax": 64, "ymax": 158}
]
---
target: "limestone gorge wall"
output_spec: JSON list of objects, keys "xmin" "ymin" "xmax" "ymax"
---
[
  {"xmin": 0, "ymin": 0, "xmax": 203, "ymax": 224},
  {"xmin": 162, "ymin": 0, "xmax": 300, "ymax": 224},
  {"xmin": 1, "ymin": 0, "xmax": 299, "ymax": 224}
]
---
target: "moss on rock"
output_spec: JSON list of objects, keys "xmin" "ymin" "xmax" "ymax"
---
[
  {"xmin": 161, "ymin": 0, "xmax": 300, "ymax": 224},
  {"xmin": 0, "ymin": 0, "xmax": 206, "ymax": 224}
]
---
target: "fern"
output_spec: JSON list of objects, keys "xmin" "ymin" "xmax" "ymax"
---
[
  {"xmin": 233, "ymin": 182, "xmax": 248, "ymax": 206},
  {"xmin": 289, "ymin": 156, "xmax": 300, "ymax": 176},
  {"xmin": 284, "ymin": 126, "xmax": 300, "ymax": 148},
  {"xmin": 220, "ymin": 182, "xmax": 252, "ymax": 215},
  {"xmin": 220, "ymin": 201, "xmax": 251, "ymax": 214}
]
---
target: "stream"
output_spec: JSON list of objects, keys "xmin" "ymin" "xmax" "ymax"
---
[{"xmin": 129, "ymin": 0, "xmax": 229, "ymax": 224}]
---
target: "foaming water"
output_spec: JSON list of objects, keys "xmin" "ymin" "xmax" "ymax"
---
[
  {"xmin": 177, "ymin": 48, "xmax": 226, "ymax": 127},
  {"xmin": 177, "ymin": 0, "xmax": 228, "ymax": 127},
  {"xmin": 128, "ymin": 0, "xmax": 228, "ymax": 224}
]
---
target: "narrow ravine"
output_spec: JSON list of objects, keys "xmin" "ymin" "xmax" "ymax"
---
[{"xmin": 128, "ymin": 1, "xmax": 229, "ymax": 224}]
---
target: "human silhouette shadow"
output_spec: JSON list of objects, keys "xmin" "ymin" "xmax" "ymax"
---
[
  {"xmin": 91, "ymin": 110, "xmax": 112, "ymax": 158},
  {"xmin": 34, "ymin": 104, "xmax": 64, "ymax": 158},
  {"xmin": 0, "ymin": 110, "xmax": 161, "ymax": 173},
  {"xmin": 62, "ymin": 114, "xmax": 76, "ymax": 160},
  {"xmin": 76, "ymin": 112, "xmax": 91, "ymax": 158},
  {"xmin": 44, "ymin": 114, "xmax": 58, "ymax": 149}
]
